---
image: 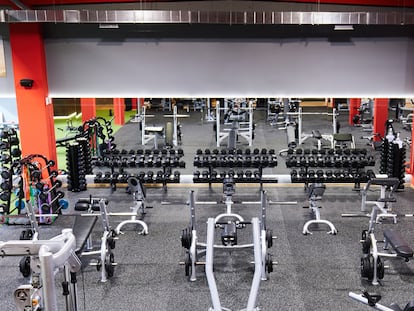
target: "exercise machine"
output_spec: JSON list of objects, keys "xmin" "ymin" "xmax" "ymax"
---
[
  {"xmin": 302, "ymin": 183, "xmax": 337, "ymax": 235},
  {"xmin": 215, "ymin": 101, "xmax": 254, "ymax": 148},
  {"xmin": 0, "ymin": 228, "xmax": 81, "ymax": 311},
  {"xmin": 349, "ymin": 291, "xmax": 414, "ymax": 311},
  {"xmin": 163, "ymin": 105, "xmax": 189, "ymax": 147},
  {"xmin": 342, "ymin": 177, "xmax": 399, "ymax": 224},
  {"xmin": 286, "ymin": 107, "xmax": 339, "ymax": 148},
  {"xmin": 180, "ymin": 180, "xmax": 284, "ymax": 310},
  {"xmin": 72, "ymin": 197, "xmax": 117, "ymax": 282},
  {"xmin": 356, "ymin": 178, "xmax": 413, "ymax": 285},
  {"xmin": 115, "ymin": 176, "xmax": 149, "ymax": 235}
]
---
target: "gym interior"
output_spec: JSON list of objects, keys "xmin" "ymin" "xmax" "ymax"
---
[{"xmin": 1, "ymin": 1, "xmax": 414, "ymax": 311}]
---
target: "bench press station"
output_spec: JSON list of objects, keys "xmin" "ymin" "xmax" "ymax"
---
[
  {"xmin": 180, "ymin": 179, "xmax": 278, "ymax": 311},
  {"xmin": 357, "ymin": 178, "xmax": 413, "ymax": 285},
  {"xmin": 72, "ymin": 197, "xmax": 117, "ymax": 282},
  {"xmin": 215, "ymin": 101, "xmax": 254, "ymax": 148}
]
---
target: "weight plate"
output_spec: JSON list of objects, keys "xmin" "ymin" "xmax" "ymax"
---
[
  {"xmin": 377, "ymin": 257, "xmax": 385, "ymax": 280},
  {"xmin": 105, "ymin": 252, "xmax": 115, "ymax": 278},
  {"xmin": 19, "ymin": 256, "xmax": 31, "ymax": 278},
  {"xmin": 266, "ymin": 229, "xmax": 273, "ymax": 249},
  {"xmin": 265, "ymin": 253, "xmax": 273, "ymax": 274},
  {"xmin": 181, "ymin": 227, "xmax": 192, "ymax": 249},
  {"xmin": 184, "ymin": 252, "xmax": 191, "ymax": 277}
]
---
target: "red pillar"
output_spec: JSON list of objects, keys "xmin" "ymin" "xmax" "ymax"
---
[
  {"xmin": 113, "ymin": 98, "xmax": 125, "ymax": 125},
  {"xmin": 131, "ymin": 98, "xmax": 138, "ymax": 110},
  {"xmin": 373, "ymin": 98, "xmax": 389, "ymax": 142},
  {"xmin": 80, "ymin": 98, "xmax": 96, "ymax": 123},
  {"xmin": 9, "ymin": 24, "xmax": 57, "ymax": 163},
  {"xmin": 348, "ymin": 98, "xmax": 361, "ymax": 125}
]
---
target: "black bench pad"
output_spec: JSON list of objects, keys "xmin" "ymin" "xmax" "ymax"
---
[
  {"xmin": 369, "ymin": 177, "xmax": 400, "ymax": 187},
  {"xmin": 333, "ymin": 133, "xmax": 353, "ymax": 142},
  {"xmin": 384, "ymin": 229, "xmax": 413, "ymax": 259},
  {"xmin": 72, "ymin": 215, "xmax": 98, "ymax": 255}
]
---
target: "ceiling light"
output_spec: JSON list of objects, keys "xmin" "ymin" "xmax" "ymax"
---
[
  {"xmin": 99, "ymin": 24, "xmax": 119, "ymax": 29},
  {"xmin": 334, "ymin": 25, "xmax": 354, "ymax": 31}
]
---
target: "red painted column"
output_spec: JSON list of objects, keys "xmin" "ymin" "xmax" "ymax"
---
[
  {"xmin": 131, "ymin": 98, "xmax": 138, "ymax": 110},
  {"xmin": 80, "ymin": 98, "xmax": 96, "ymax": 123},
  {"xmin": 113, "ymin": 98, "xmax": 125, "ymax": 125},
  {"xmin": 9, "ymin": 24, "xmax": 56, "ymax": 163},
  {"xmin": 373, "ymin": 98, "xmax": 389, "ymax": 142},
  {"xmin": 348, "ymin": 98, "xmax": 361, "ymax": 125}
]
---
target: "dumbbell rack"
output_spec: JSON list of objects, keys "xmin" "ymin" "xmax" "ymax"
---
[
  {"xmin": 0, "ymin": 127, "xmax": 21, "ymax": 216},
  {"xmin": 79, "ymin": 116, "xmax": 116, "ymax": 157},
  {"xmin": 66, "ymin": 141, "xmax": 88, "ymax": 192},
  {"xmin": 193, "ymin": 148, "xmax": 278, "ymax": 188},
  {"xmin": 92, "ymin": 148, "xmax": 185, "ymax": 188},
  {"xmin": 3, "ymin": 154, "xmax": 65, "ymax": 225},
  {"xmin": 287, "ymin": 147, "xmax": 376, "ymax": 189},
  {"xmin": 380, "ymin": 131, "xmax": 406, "ymax": 190}
]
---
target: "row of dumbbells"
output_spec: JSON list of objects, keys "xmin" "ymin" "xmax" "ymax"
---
[
  {"xmin": 286, "ymin": 147, "xmax": 369, "ymax": 156},
  {"xmin": 94, "ymin": 170, "xmax": 181, "ymax": 184},
  {"xmin": 66, "ymin": 142, "xmax": 87, "ymax": 192},
  {"xmin": 92, "ymin": 155, "xmax": 186, "ymax": 168},
  {"xmin": 290, "ymin": 169, "xmax": 376, "ymax": 183},
  {"xmin": 194, "ymin": 154, "xmax": 278, "ymax": 168},
  {"xmin": 0, "ymin": 128, "xmax": 21, "ymax": 214},
  {"xmin": 285, "ymin": 154, "xmax": 375, "ymax": 169},
  {"xmin": 193, "ymin": 170, "xmax": 262, "ymax": 183},
  {"xmin": 103, "ymin": 148, "xmax": 184, "ymax": 157},
  {"xmin": 196, "ymin": 147, "xmax": 275, "ymax": 156}
]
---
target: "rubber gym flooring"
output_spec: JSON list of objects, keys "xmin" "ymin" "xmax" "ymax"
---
[{"xmin": 1, "ymin": 105, "xmax": 414, "ymax": 311}]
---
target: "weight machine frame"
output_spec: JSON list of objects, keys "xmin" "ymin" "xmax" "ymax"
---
[
  {"xmin": 0, "ymin": 229, "xmax": 81, "ymax": 311},
  {"xmin": 215, "ymin": 102, "xmax": 254, "ymax": 147},
  {"xmin": 286, "ymin": 107, "xmax": 338, "ymax": 147},
  {"xmin": 182, "ymin": 187, "xmax": 275, "ymax": 311}
]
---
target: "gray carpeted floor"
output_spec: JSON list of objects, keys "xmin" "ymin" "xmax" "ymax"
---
[{"xmin": 1, "ymin": 104, "xmax": 413, "ymax": 311}]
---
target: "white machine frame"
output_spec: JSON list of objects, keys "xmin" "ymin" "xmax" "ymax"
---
[
  {"xmin": 186, "ymin": 189, "xmax": 271, "ymax": 311},
  {"xmin": 349, "ymin": 292, "xmax": 410, "ymax": 311},
  {"xmin": 215, "ymin": 101, "xmax": 254, "ymax": 147},
  {"xmin": 115, "ymin": 176, "xmax": 149, "ymax": 235},
  {"xmin": 163, "ymin": 105, "xmax": 189, "ymax": 147},
  {"xmin": 0, "ymin": 229, "xmax": 81, "ymax": 311},
  {"xmin": 286, "ymin": 107, "xmax": 338, "ymax": 147}
]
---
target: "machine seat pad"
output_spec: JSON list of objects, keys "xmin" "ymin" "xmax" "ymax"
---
[
  {"xmin": 72, "ymin": 215, "xmax": 98, "ymax": 255},
  {"xmin": 312, "ymin": 130, "xmax": 322, "ymax": 139},
  {"xmin": 369, "ymin": 177, "xmax": 400, "ymax": 187},
  {"xmin": 384, "ymin": 229, "xmax": 413, "ymax": 259},
  {"xmin": 333, "ymin": 133, "xmax": 353, "ymax": 142}
]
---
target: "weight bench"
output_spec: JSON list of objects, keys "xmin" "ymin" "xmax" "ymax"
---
[
  {"xmin": 333, "ymin": 133, "xmax": 355, "ymax": 149},
  {"xmin": 72, "ymin": 215, "xmax": 98, "ymax": 256},
  {"xmin": 350, "ymin": 292, "xmax": 414, "ymax": 311},
  {"xmin": 312, "ymin": 130, "xmax": 324, "ymax": 150},
  {"xmin": 72, "ymin": 198, "xmax": 116, "ymax": 282},
  {"xmin": 384, "ymin": 229, "xmax": 413, "ymax": 260},
  {"xmin": 360, "ymin": 227, "xmax": 413, "ymax": 285},
  {"xmin": 302, "ymin": 183, "xmax": 337, "ymax": 235}
]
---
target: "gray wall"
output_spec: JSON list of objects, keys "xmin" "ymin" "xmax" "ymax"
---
[
  {"xmin": 0, "ymin": 26, "xmax": 16, "ymax": 98},
  {"xmin": 45, "ymin": 37, "xmax": 414, "ymax": 98},
  {"xmin": 0, "ymin": 25, "xmax": 17, "ymax": 122}
]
